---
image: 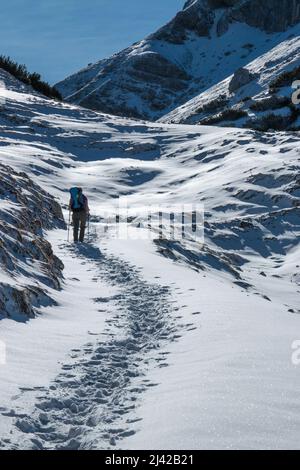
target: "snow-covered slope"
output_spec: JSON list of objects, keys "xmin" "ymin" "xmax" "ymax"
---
[
  {"xmin": 0, "ymin": 68, "xmax": 300, "ymax": 449},
  {"xmin": 0, "ymin": 163, "xmax": 65, "ymax": 320},
  {"xmin": 56, "ymin": 0, "xmax": 300, "ymax": 121},
  {"xmin": 162, "ymin": 30, "xmax": 300, "ymax": 130}
]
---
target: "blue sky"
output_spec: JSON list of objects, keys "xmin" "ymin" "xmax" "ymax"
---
[{"xmin": 0, "ymin": 0, "xmax": 184, "ymax": 85}]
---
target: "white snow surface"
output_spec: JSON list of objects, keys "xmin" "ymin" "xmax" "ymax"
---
[{"xmin": 0, "ymin": 70, "xmax": 300, "ymax": 449}]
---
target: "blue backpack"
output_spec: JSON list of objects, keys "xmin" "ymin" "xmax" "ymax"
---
[{"xmin": 70, "ymin": 187, "xmax": 85, "ymax": 211}]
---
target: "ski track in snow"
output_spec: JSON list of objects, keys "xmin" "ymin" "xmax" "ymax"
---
[{"xmin": 0, "ymin": 235, "xmax": 191, "ymax": 450}]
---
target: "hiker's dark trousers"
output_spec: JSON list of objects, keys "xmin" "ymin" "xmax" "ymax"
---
[{"xmin": 72, "ymin": 211, "xmax": 87, "ymax": 242}]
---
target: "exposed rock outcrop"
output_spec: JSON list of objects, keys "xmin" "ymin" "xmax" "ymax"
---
[
  {"xmin": 185, "ymin": 0, "xmax": 300, "ymax": 35},
  {"xmin": 218, "ymin": 0, "xmax": 300, "ymax": 34},
  {"xmin": 153, "ymin": 2, "xmax": 214, "ymax": 44},
  {"xmin": 0, "ymin": 164, "xmax": 65, "ymax": 320},
  {"xmin": 229, "ymin": 67, "xmax": 257, "ymax": 93}
]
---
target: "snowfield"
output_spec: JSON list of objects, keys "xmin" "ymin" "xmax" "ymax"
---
[{"xmin": 0, "ymin": 69, "xmax": 300, "ymax": 449}]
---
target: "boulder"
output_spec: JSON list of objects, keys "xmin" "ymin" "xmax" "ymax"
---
[{"xmin": 229, "ymin": 67, "xmax": 257, "ymax": 93}]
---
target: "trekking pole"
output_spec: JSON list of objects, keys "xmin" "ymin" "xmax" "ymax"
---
[
  {"xmin": 88, "ymin": 213, "xmax": 90, "ymax": 242},
  {"xmin": 67, "ymin": 210, "xmax": 71, "ymax": 242}
]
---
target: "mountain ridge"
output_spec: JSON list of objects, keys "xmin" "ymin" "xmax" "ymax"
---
[{"xmin": 56, "ymin": 0, "xmax": 300, "ymax": 123}]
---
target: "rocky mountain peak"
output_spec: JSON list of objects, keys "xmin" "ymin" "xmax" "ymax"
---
[{"xmin": 56, "ymin": 0, "xmax": 300, "ymax": 121}]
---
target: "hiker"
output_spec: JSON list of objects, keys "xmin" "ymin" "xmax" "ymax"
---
[{"xmin": 69, "ymin": 187, "xmax": 90, "ymax": 243}]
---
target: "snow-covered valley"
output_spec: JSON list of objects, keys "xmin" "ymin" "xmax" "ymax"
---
[{"xmin": 0, "ymin": 67, "xmax": 300, "ymax": 450}]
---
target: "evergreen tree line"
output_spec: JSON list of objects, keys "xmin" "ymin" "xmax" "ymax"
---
[{"xmin": 0, "ymin": 55, "xmax": 62, "ymax": 101}]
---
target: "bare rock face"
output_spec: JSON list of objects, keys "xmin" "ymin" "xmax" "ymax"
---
[
  {"xmin": 154, "ymin": 2, "xmax": 214, "ymax": 44},
  {"xmin": 229, "ymin": 67, "xmax": 257, "ymax": 93},
  {"xmin": 160, "ymin": 0, "xmax": 300, "ymax": 46},
  {"xmin": 77, "ymin": 52, "xmax": 191, "ymax": 120},
  {"xmin": 207, "ymin": 0, "xmax": 239, "ymax": 7},
  {"xmin": 0, "ymin": 165, "xmax": 65, "ymax": 319},
  {"xmin": 131, "ymin": 53, "xmax": 189, "ymax": 82},
  {"xmin": 217, "ymin": 0, "xmax": 300, "ymax": 34}
]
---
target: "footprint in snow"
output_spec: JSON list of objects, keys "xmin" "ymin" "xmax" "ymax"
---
[{"xmin": 5, "ymin": 251, "xmax": 193, "ymax": 450}]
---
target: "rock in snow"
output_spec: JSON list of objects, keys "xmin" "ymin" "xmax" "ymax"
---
[{"xmin": 228, "ymin": 67, "xmax": 257, "ymax": 93}]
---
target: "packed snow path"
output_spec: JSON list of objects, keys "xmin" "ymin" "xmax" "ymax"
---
[{"xmin": 0, "ymin": 237, "xmax": 191, "ymax": 450}]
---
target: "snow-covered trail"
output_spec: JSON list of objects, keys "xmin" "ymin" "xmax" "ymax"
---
[
  {"xmin": 2, "ymin": 226, "xmax": 299, "ymax": 450},
  {"xmin": 0, "ymin": 230, "xmax": 193, "ymax": 450}
]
